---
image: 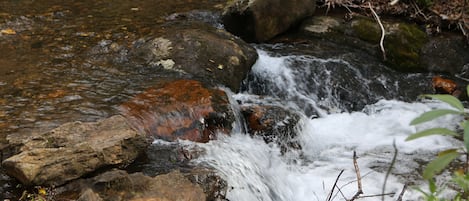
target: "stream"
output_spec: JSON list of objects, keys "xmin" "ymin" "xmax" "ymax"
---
[{"xmin": 0, "ymin": 1, "xmax": 466, "ymax": 200}]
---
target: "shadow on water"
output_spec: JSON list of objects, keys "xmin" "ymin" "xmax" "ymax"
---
[{"xmin": 0, "ymin": 0, "xmax": 225, "ymax": 199}]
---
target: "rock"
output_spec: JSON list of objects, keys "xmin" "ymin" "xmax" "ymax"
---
[
  {"xmin": 432, "ymin": 76, "xmax": 458, "ymax": 95},
  {"xmin": 421, "ymin": 34, "xmax": 469, "ymax": 74},
  {"xmin": 120, "ymin": 79, "xmax": 235, "ymax": 143},
  {"xmin": 58, "ymin": 169, "xmax": 214, "ymax": 201},
  {"xmin": 222, "ymin": 0, "xmax": 316, "ymax": 42},
  {"xmin": 2, "ymin": 115, "xmax": 147, "ymax": 186},
  {"xmin": 241, "ymin": 105, "xmax": 301, "ymax": 151},
  {"xmin": 301, "ymin": 15, "xmax": 469, "ymax": 75},
  {"xmin": 350, "ymin": 17, "xmax": 429, "ymax": 72},
  {"xmin": 130, "ymin": 22, "xmax": 257, "ymax": 92},
  {"xmin": 184, "ymin": 167, "xmax": 228, "ymax": 201}
]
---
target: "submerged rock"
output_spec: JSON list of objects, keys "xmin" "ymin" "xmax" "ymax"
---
[
  {"xmin": 59, "ymin": 169, "xmax": 211, "ymax": 201},
  {"xmin": 2, "ymin": 115, "xmax": 147, "ymax": 186},
  {"xmin": 120, "ymin": 79, "xmax": 234, "ymax": 143},
  {"xmin": 130, "ymin": 22, "xmax": 257, "ymax": 92},
  {"xmin": 222, "ymin": 0, "xmax": 316, "ymax": 42},
  {"xmin": 241, "ymin": 105, "xmax": 302, "ymax": 152}
]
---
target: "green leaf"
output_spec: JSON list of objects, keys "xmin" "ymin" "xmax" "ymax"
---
[
  {"xmin": 463, "ymin": 121, "xmax": 469, "ymax": 152},
  {"xmin": 423, "ymin": 150, "xmax": 459, "ymax": 180},
  {"xmin": 410, "ymin": 109, "xmax": 462, "ymax": 125},
  {"xmin": 466, "ymin": 85, "xmax": 469, "ymax": 98},
  {"xmin": 423, "ymin": 94, "xmax": 464, "ymax": 112},
  {"xmin": 405, "ymin": 128, "xmax": 459, "ymax": 141}
]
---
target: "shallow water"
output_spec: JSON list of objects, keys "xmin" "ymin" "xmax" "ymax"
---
[
  {"xmin": 0, "ymin": 0, "xmax": 225, "ymax": 198},
  {"xmin": 0, "ymin": 0, "xmax": 225, "ymax": 141}
]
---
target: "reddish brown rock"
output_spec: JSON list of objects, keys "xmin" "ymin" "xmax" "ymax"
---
[
  {"xmin": 120, "ymin": 79, "xmax": 234, "ymax": 143},
  {"xmin": 241, "ymin": 105, "xmax": 301, "ymax": 152},
  {"xmin": 432, "ymin": 76, "xmax": 458, "ymax": 95}
]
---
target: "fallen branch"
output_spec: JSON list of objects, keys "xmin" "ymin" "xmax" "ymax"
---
[
  {"xmin": 369, "ymin": 2, "xmax": 387, "ymax": 61},
  {"xmin": 349, "ymin": 151, "xmax": 363, "ymax": 201}
]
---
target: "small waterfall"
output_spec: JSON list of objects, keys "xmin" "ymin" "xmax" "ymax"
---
[{"xmin": 183, "ymin": 49, "xmax": 461, "ymax": 200}]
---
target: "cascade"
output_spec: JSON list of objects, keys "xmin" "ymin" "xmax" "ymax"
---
[{"xmin": 177, "ymin": 48, "xmax": 462, "ymax": 200}]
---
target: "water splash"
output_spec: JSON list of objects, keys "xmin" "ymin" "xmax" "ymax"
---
[
  {"xmin": 192, "ymin": 99, "xmax": 460, "ymax": 201},
  {"xmin": 188, "ymin": 50, "xmax": 460, "ymax": 200}
]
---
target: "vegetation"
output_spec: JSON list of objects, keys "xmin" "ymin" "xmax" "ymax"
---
[
  {"xmin": 318, "ymin": 0, "xmax": 469, "ymax": 43},
  {"xmin": 406, "ymin": 87, "xmax": 469, "ymax": 200}
]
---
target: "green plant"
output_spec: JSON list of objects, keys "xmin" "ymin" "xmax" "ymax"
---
[{"xmin": 406, "ymin": 86, "xmax": 469, "ymax": 200}]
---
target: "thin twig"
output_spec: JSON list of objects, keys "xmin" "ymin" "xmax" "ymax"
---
[
  {"xmin": 396, "ymin": 184, "xmax": 407, "ymax": 201},
  {"xmin": 357, "ymin": 192, "xmax": 396, "ymax": 199},
  {"xmin": 382, "ymin": 140, "xmax": 398, "ymax": 201},
  {"xmin": 411, "ymin": 1, "xmax": 430, "ymax": 21},
  {"xmin": 327, "ymin": 169, "xmax": 345, "ymax": 201},
  {"xmin": 349, "ymin": 151, "xmax": 363, "ymax": 201},
  {"xmin": 368, "ymin": 2, "xmax": 387, "ymax": 61}
]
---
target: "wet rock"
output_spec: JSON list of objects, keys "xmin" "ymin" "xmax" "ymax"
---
[
  {"xmin": 222, "ymin": 0, "xmax": 316, "ymax": 42},
  {"xmin": 185, "ymin": 167, "xmax": 228, "ymax": 201},
  {"xmin": 60, "ymin": 169, "xmax": 208, "ymax": 201},
  {"xmin": 421, "ymin": 34, "xmax": 469, "ymax": 74},
  {"xmin": 241, "ymin": 105, "xmax": 301, "ymax": 151},
  {"xmin": 349, "ymin": 17, "xmax": 428, "ymax": 72},
  {"xmin": 2, "ymin": 115, "xmax": 147, "ymax": 186},
  {"xmin": 130, "ymin": 22, "xmax": 257, "ymax": 92},
  {"xmin": 300, "ymin": 15, "xmax": 468, "ymax": 74},
  {"xmin": 120, "ymin": 79, "xmax": 234, "ymax": 143}
]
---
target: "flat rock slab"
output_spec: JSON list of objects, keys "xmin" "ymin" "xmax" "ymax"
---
[{"xmin": 2, "ymin": 115, "xmax": 147, "ymax": 186}]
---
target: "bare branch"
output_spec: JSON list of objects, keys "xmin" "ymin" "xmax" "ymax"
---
[
  {"xmin": 349, "ymin": 151, "xmax": 363, "ymax": 201},
  {"xmin": 368, "ymin": 2, "xmax": 387, "ymax": 61}
]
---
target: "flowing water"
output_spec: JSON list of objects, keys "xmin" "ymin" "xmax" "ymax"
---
[
  {"xmin": 0, "ymin": 1, "xmax": 466, "ymax": 200},
  {"xmin": 183, "ymin": 49, "xmax": 463, "ymax": 201}
]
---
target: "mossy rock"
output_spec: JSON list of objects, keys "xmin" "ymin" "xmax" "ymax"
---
[
  {"xmin": 351, "ymin": 18, "xmax": 381, "ymax": 43},
  {"xmin": 350, "ymin": 17, "xmax": 428, "ymax": 72},
  {"xmin": 384, "ymin": 23, "xmax": 428, "ymax": 72}
]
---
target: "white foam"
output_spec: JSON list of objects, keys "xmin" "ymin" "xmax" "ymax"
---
[
  {"xmin": 193, "ymin": 99, "xmax": 462, "ymax": 201},
  {"xmin": 182, "ymin": 50, "xmax": 464, "ymax": 201}
]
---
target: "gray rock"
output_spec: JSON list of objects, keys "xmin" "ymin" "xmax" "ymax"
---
[
  {"xmin": 222, "ymin": 0, "xmax": 316, "ymax": 42},
  {"xmin": 130, "ymin": 22, "xmax": 258, "ymax": 92},
  {"xmin": 2, "ymin": 115, "xmax": 147, "ymax": 186}
]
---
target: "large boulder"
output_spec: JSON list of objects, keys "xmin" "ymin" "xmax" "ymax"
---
[
  {"xmin": 2, "ymin": 115, "xmax": 147, "ymax": 186},
  {"xmin": 120, "ymin": 79, "xmax": 235, "ymax": 143},
  {"xmin": 130, "ymin": 22, "xmax": 258, "ymax": 92},
  {"xmin": 222, "ymin": 0, "xmax": 316, "ymax": 42}
]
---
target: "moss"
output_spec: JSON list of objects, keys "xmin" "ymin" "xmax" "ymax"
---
[
  {"xmin": 351, "ymin": 18, "xmax": 381, "ymax": 43},
  {"xmin": 384, "ymin": 23, "xmax": 428, "ymax": 72}
]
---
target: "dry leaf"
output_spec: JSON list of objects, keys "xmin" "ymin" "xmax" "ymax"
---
[{"xmin": 1, "ymin": 28, "xmax": 16, "ymax": 35}]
